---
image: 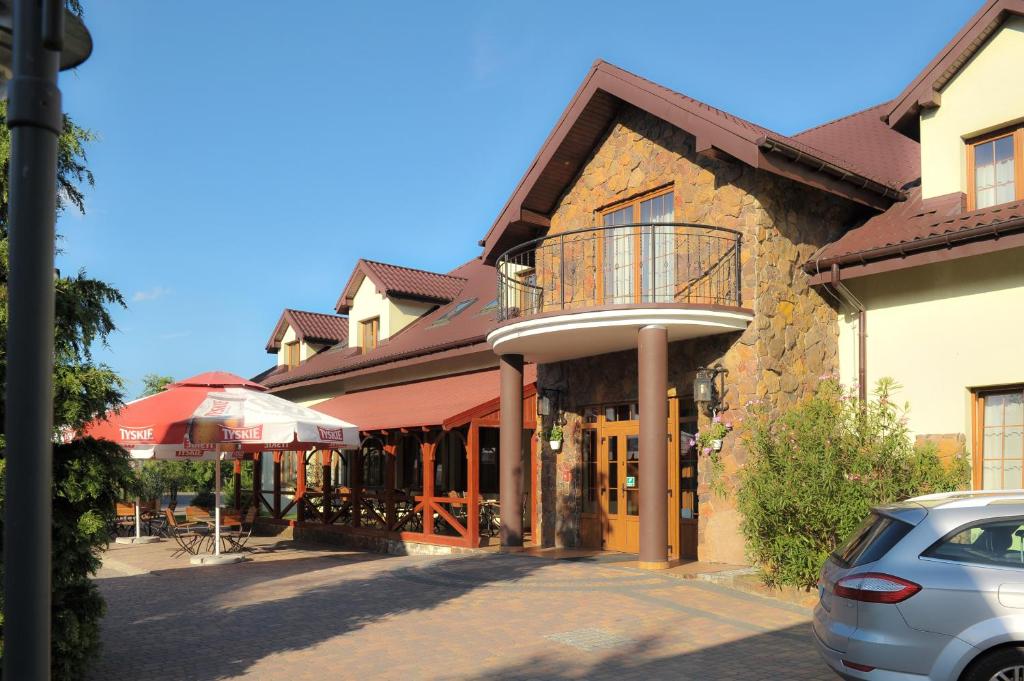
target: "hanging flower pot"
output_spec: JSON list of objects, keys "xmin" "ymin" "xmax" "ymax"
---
[
  {"xmin": 547, "ymin": 424, "xmax": 564, "ymax": 451},
  {"xmin": 711, "ymin": 438, "xmax": 723, "ymax": 451}
]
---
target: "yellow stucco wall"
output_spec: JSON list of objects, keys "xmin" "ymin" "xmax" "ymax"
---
[
  {"xmin": 920, "ymin": 16, "xmax": 1024, "ymax": 199},
  {"xmin": 275, "ymin": 325, "xmax": 322, "ymax": 366},
  {"xmin": 347, "ymin": 276, "xmax": 435, "ymax": 347},
  {"xmin": 838, "ymin": 248, "xmax": 1024, "ymax": 444}
]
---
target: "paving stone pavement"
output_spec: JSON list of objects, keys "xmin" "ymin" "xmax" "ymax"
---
[{"xmin": 90, "ymin": 538, "xmax": 835, "ymax": 680}]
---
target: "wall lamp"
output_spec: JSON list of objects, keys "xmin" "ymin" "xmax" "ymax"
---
[
  {"xmin": 538, "ymin": 388, "xmax": 562, "ymax": 421},
  {"xmin": 693, "ymin": 365, "xmax": 728, "ymax": 415}
]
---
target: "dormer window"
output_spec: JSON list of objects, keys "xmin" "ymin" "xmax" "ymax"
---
[
  {"xmin": 284, "ymin": 341, "xmax": 300, "ymax": 368},
  {"xmin": 969, "ymin": 126, "xmax": 1023, "ymax": 210},
  {"xmin": 360, "ymin": 317, "xmax": 379, "ymax": 351}
]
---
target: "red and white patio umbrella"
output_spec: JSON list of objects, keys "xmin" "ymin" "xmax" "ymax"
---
[{"xmin": 79, "ymin": 371, "xmax": 359, "ymax": 557}]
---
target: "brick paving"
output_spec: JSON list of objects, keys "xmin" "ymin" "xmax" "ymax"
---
[{"xmin": 90, "ymin": 538, "xmax": 834, "ymax": 680}]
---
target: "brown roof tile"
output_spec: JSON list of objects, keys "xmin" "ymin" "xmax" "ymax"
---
[
  {"xmin": 265, "ymin": 309, "xmax": 348, "ymax": 352},
  {"xmin": 265, "ymin": 258, "xmax": 496, "ymax": 390},
  {"xmin": 809, "ymin": 188, "xmax": 1024, "ymax": 268},
  {"xmin": 336, "ymin": 259, "xmax": 467, "ymax": 313},
  {"xmin": 792, "ymin": 102, "xmax": 920, "ymax": 191}
]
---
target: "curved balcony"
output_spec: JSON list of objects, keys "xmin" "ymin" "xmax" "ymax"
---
[{"xmin": 487, "ymin": 223, "xmax": 753, "ymax": 363}]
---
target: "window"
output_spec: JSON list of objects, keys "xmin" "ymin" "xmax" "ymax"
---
[
  {"xmin": 360, "ymin": 317, "xmax": 379, "ymax": 351},
  {"xmin": 360, "ymin": 438, "xmax": 386, "ymax": 489},
  {"xmin": 973, "ymin": 387, "xmax": 1024, "ymax": 490},
  {"xmin": 600, "ymin": 188, "xmax": 675, "ymax": 304},
  {"xmin": 968, "ymin": 127, "xmax": 1024, "ymax": 210},
  {"xmin": 429, "ymin": 298, "xmax": 477, "ymax": 327},
  {"xmin": 924, "ymin": 517, "xmax": 1024, "ymax": 568},
  {"xmin": 832, "ymin": 512, "xmax": 914, "ymax": 568},
  {"xmin": 284, "ymin": 341, "xmax": 300, "ymax": 368}
]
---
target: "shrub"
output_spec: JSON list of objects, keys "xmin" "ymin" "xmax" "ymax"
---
[
  {"xmin": 0, "ymin": 437, "xmax": 134, "ymax": 680},
  {"xmin": 736, "ymin": 378, "xmax": 969, "ymax": 590}
]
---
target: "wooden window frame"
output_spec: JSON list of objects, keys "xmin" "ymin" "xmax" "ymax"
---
[
  {"xmin": 971, "ymin": 385, "xmax": 1024, "ymax": 490},
  {"xmin": 597, "ymin": 185, "xmax": 676, "ymax": 305},
  {"xmin": 284, "ymin": 340, "xmax": 300, "ymax": 369},
  {"xmin": 360, "ymin": 316, "xmax": 379, "ymax": 351},
  {"xmin": 966, "ymin": 125, "xmax": 1024, "ymax": 211}
]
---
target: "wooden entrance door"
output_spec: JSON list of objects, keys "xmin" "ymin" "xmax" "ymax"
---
[
  {"xmin": 602, "ymin": 424, "xmax": 640, "ymax": 553},
  {"xmin": 580, "ymin": 399, "xmax": 682, "ymax": 558}
]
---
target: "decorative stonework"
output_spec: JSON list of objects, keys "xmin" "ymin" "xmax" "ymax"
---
[{"xmin": 534, "ymin": 105, "xmax": 864, "ymax": 563}]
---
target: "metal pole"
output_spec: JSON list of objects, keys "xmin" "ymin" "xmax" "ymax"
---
[
  {"xmin": 214, "ymin": 455, "xmax": 222, "ymax": 556},
  {"xmin": 638, "ymin": 325, "xmax": 669, "ymax": 570},
  {"xmin": 4, "ymin": 0, "xmax": 63, "ymax": 677},
  {"xmin": 498, "ymin": 354, "xmax": 524, "ymax": 550}
]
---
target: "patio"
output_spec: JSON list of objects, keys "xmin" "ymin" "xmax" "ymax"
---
[{"xmin": 90, "ymin": 538, "xmax": 832, "ymax": 680}]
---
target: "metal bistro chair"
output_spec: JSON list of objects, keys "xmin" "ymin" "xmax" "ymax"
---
[
  {"xmin": 221, "ymin": 506, "xmax": 258, "ymax": 554},
  {"xmin": 163, "ymin": 508, "xmax": 207, "ymax": 558}
]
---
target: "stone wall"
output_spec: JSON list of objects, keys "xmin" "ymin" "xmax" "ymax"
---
[{"xmin": 534, "ymin": 105, "xmax": 865, "ymax": 564}]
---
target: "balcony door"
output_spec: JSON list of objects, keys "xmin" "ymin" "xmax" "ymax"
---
[{"xmin": 601, "ymin": 189, "xmax": 675, "ymax": 305}]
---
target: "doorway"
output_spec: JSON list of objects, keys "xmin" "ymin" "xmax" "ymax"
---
[{"xmin": 580, "ymin": 398, "xmax": 688, "ymax": 559}]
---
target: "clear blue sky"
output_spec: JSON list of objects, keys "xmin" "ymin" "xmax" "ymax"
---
[{"xmin": 56, "ymin": 1, "xmax": 979, "ymax": 398}]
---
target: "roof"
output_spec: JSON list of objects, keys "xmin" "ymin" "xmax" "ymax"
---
[
  {"xmin": 791, "ymin": 102, "xmax": 920, "ymax": 192},
  {"xmin": 884, "ymin": 0, "xmax": 1024, "ymax": 135},
  {"xmin": 807, "ymin": 187, "xmax": 1024, "ymax": 276},
  {"xmin": 266, "ymin": 309, "xmax": 349, "ymax": 353},
  {"xmin": 311, "ymin": 365, "xmax": 537, "ymax": 432},
  {"xmin": 480, "ymin": 59, "xmax": 907, "ymax": 263},
  {"xmin": 263, "ymin": 258, "xmax": 497, "ymax": 391},
  {"xmin": 336, "ymin": 259, "xmax": 467, "ymax": 313}
]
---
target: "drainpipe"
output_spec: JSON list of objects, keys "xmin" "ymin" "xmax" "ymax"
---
[{"xmin": 830, "ymin": 264, "xmax": 867, "ymax": 403}]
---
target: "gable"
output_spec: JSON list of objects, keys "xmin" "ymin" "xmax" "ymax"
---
[
  {"xmin": 920, "ymin": 15, "xmax": 1024, "ymax": 199},
  {"xmin": 480, "ymin": 60, "xmax": 904, "ymax": 264},
  {"xmin": 885, "ymin": 0, "xmax": 1024, "ymax": 135}
]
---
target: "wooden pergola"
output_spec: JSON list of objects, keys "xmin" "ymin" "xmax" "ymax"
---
[{"xmin": 252, "ymin": 372, "xmax": 537, "ymax": 550}]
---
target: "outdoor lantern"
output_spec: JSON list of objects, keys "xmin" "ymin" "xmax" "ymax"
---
[
  {"xmin": 538, "ymin": 388, "xmax": 561, "ymax": 418},
  {"xmin": 693, "ymin": 367, "xmax": 715, "ymax": 405}
]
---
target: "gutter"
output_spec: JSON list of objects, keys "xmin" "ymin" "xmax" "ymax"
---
[
  {"xmin": 757, "ymin": 137, "xmax": 906, "ymax": 202},
  {"xmin": 804, "ymin": 215, "xmax": 1024, "ymax": 274},
  {"xmin": 829, "ymin": 264, "xmax": 867, "ymax": 403}
]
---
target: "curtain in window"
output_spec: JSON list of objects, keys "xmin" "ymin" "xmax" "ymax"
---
[
  {"xmin": 982, "ymin": 390, "xmax": 1024, "ymax": 489},
  {"xmin": 640, "ymin": 192, "xmax": 675, "ymax": 302},
  {"xmin": 603, "ymin": 206, "xmax": 634, "ymax": 304},
  {"xmin": 975, "ymin": 136, "xmax": 1015, "ymax": 209}
]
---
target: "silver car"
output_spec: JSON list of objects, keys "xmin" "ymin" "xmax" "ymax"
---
[{"xmin": 815, "ymin": 490, "xmax": 1024, "ymax": 680}]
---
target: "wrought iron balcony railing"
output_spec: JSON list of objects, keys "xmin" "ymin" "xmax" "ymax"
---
[{"xmin": 496, "ymin": 223, "xmax": 742, "ymax": 322}]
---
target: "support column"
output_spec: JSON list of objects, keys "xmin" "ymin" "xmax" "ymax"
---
[
  {"xmin": 499, "ymin": 354, "xmax": 524, "ymax": 550},
  {"xmin": 252, "ymin": 453, "xmax": 262, "ymax": 511},
  {"xmin": 295, "ymin": 451, "xmax": 307, "ymax": 522},
  {"xmin": 272, "ymin": 451, "xmax": 282, "ymax": 518},
  {"xmin": 232, "ymin": 459, "xmax": 242, "ymax": 510},
  {"xmin": 638, "ymin": 325, "xmax": 669, "ymax": 570}
]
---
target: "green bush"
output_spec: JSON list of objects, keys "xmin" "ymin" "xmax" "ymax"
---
[
  {"xmin": 736, "ymin": 378, "xmax": 969, "ymax": 590},
  {"xmin": 0, "ymin": 438, "xmax": 134, "ymax": 679}
]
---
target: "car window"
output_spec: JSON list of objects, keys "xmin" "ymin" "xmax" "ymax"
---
[
  {"xmin": 833, "ymin": 512, "xmax": 913, "ymax": 568},
  {"xmin": 923, "ymin": 517, "xmax": 1024, "ymax": 568}
]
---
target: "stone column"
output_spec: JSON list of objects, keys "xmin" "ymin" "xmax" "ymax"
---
[
  {"xmin": 499, "ymin": 353, "xmax": 524, "ymax": 550},
  {"xmin": 638, "ymin": 325, "xmax": 669, "ymax": 569}
]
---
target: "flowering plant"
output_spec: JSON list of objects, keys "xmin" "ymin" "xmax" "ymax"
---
[
  {"xmin": 691, "ymin": 413, "xmax": 731, "ymax": 497},
  {"xmin": 546, "ymin": 424, "xmax": 563, "ymax": 442}
]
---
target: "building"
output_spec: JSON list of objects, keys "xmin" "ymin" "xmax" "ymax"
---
[{"xmin": 256, "ymin": 0, "xmax": 1024, "ymax": 566}]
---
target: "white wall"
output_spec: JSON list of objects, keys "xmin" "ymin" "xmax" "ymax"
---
[
  {"xmin": 920, "ymin": 16, "xmax": 1024, "ymax": 199},
  {"xmin": 838, "ymin": 248, "xmax": 1024, "ymax": 445},
  {"xmin": 347, "ymin": 276, "xmax": 436, "ymax": 347},
  {"xmin": 274, "ymin": 325, "xmax": 323, "ymax": 366}
]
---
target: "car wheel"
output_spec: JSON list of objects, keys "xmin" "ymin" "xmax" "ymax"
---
[{"xmin": 963, "ymin": 647, "xmax": 1024, "ymax": 681}]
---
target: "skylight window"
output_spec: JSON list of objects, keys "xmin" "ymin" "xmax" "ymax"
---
[{"xmin": 429, "ymin": 298, "xmax": 477, "ymax": 327}]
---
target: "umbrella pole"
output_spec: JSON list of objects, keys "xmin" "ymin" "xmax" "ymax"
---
[
  {"xmin": 135, "ymin": 460, "xmax": 142, "ymax": 540},
  {"xmin": 215, "ymin": 456, "xmax": 222, "ymax": 557}
]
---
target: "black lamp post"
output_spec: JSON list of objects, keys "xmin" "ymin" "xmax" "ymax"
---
[{"xmin": 0, "ymin": 1, "xmax": 92, "ymax": 679}]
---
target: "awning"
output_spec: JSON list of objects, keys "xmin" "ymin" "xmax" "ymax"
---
[{"xmin": 312, "ymin": 365, "xmax": 537, "ymax": 432}]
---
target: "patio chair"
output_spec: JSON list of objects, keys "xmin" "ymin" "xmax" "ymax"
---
[
  {"xmin": 221, "ymin": 506, "xmax": 258, "ymax": 553},
  {"xmin": 184, "ymin": 505, "xmax": 211, "ymax": 524},
  {"xmin": 164, "ymin": 508, "xmax": 207, "ymax": 558},
  {"xmin": 113, "ymin": 501, "xmax": 136, "ymax": 537}
]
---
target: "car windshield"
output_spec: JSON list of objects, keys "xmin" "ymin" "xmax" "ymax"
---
[{"xmin": 832, "ymin": 512, "xmax": 913, "ymax": 568}]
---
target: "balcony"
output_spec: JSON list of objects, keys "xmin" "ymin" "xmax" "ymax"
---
[{"xmin": 487, "ymin": 223, "xmax": 754, "ymax": 362}]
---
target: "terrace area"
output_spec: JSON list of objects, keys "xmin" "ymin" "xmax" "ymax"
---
[{"xmin": 90, "ymin": 537, "xmax": 829, "ymax": 680}]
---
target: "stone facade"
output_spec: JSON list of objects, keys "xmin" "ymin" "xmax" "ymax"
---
[{"xmin": 533, "ymin": 105, "xmax": 865, "ymax": 564}]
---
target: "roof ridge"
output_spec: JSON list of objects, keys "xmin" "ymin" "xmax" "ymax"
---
[
  {"xmin": 285, "ymin": 308, "xmax": 346, "ymax": 318},
  {"xmin": 792, "ymin": 100, "xmax": 893, "ymax": 138},
  {"xmin": 362, "ymin": 258, "xmax": 468, "ymax": 282}
]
